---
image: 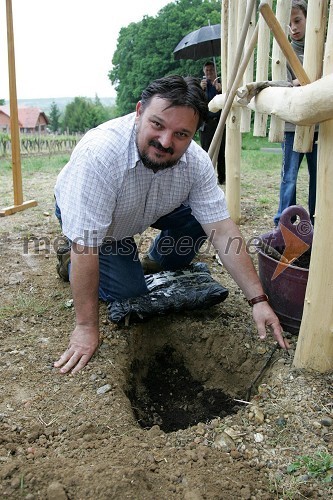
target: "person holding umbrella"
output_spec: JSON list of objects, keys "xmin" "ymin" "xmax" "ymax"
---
[{"xmin": 199, "ymin": 61, "xmax": 226, "ymax": 184}]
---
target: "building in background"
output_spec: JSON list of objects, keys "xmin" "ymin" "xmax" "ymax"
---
[{"xmin": 0, "ymin": 105, "xmax": 49, "ymax": 134}]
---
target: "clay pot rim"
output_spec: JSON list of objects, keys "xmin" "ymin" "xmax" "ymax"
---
[{"xmin": 256, "ymin": 247, "xmax": 309, "ymax": 273}]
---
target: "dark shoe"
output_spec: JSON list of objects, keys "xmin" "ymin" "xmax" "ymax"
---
[
  {"xmin": 140, "ymin": 255, "xmax": 163, "ymax": 275},
  {"xmin": 56, "ymin": 242, "xmax": 71, "ymax": 282}
]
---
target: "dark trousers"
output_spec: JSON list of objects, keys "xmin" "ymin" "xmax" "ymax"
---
[
  {"xmin": 55, "ymin": 203, "xmax": 207, "ymax": 302},
  {"xmin": 199, "ymin": 118, "xmax": 226, "ymax": 184}
]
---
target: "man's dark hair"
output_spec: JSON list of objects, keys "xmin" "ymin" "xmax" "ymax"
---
[
  {"xmin": 203, "ymin": 61, "xmax": 215, "ymax": 68},
  {"xmin": 292, "ymin": 0, "xmax": 307, "ymax": 17},
  {"xmin": 140, "ymin": 75, "xmax": 208, "ymax": 130}
]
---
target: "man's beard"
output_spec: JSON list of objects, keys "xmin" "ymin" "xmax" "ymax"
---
[{"xmin": 138, "ymin": 139, "xmax": 179, "ymax": 172}]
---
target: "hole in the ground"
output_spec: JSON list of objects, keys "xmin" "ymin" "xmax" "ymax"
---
[{"xmin": 128, "ymin": 345, "xmax": 240, "ymax": 433}]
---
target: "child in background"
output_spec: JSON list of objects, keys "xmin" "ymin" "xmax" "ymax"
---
[{"xmin": 274, "ymin": 0, "xmax": 318, "ymax": 226}]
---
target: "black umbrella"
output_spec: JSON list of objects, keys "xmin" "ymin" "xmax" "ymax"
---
[{"xmin": 173, "ymin": 24, "xmax": 221, "ymax": 60}]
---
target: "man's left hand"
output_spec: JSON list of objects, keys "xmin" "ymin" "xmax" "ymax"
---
[{"xmin": 252, "ymin": 301, "xmax": 290, "ymax": 349}]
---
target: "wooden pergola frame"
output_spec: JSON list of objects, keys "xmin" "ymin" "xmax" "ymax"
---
[{"xmin": 209, "ymin": 0, "xmax": 333, "ymax": 372}]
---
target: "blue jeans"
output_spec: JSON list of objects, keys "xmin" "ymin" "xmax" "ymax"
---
[
  {"xmin": 55, "ymin": 204, "xmax": 207, "ymax": 302},
  {"xmin": 274, "ymin": 131, "xmax": 317, "ymax": 226}
]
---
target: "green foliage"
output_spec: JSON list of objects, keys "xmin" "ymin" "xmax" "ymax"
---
[
  {"xmin": 0, "ymin": 98, "xmax": 5, "ymax": 106},
  {"xmin": 0, "ymin": 132, "xmax": 11, "ymax": 155},
  {"xmin": 48, "ymin": 101, "xmax": 62, "ymax": 133},
  {"xmin": 62, "ymin": 96, "xmax": 113, "ymax": 133},
  {"xmin": 109, "ymin": 0, "xmax": 221, "ymax": 115},
  {"xmin": 287, "ymin": 452, "xmax": 333, "ymax": 481}
]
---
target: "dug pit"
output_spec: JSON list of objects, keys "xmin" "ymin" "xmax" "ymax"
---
[
  {"xmin": 128, "ymin": 344, "xmax": 239, "ymax": 432},
  {"xmin": 123, "ymin": 311, "xmax": 282, "ymax": 433}
]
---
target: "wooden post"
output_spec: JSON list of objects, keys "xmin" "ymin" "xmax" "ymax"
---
[
  {"xmin": 221, "ymin": 0, "xmax": 229, "ymax": 94},
  {"xmin": 208, "ymin": 24, "xmax": 259, "ymax": 119},
  {"xmin": 253, "ymin": 0, "xmax": 272, "ymax": 137},
  {"xmin": 293, "ymin": 0, "xmax": 333, "ymax": 373},
  {"xmin": 268, "ymin": 0, "xmax": 290, "ymax": 143},
  {"xmin": 225, "ymin": 0, "xmax": 241, "ymax": 223},
  {"xmin": 209, "ymin": 0, "xmax": 256, "ymax": 223},
  {"xmin": 0, "ymin": 0, "xmax": 37, "ymax": 217},
  {"xmin": 293, "ymin": 0, "xmax": 327, "ymax": 153},
  {"xmin": 209, "ymin": 0, "xmax": 257, "ymax": 162},
  {"xmin": 240, "ymin": 0, "xmax": 256, "ymax": 133},
  {"xmin": 237, "ymin": 0, "xmax": 247, "ymax": 37}
]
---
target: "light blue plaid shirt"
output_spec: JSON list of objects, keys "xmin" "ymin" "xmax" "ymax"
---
[{"xmin": 54, "ymin": 113, "xmax": 229, "ymax": 246}]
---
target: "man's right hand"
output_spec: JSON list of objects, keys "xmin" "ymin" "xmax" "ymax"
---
[
  {"xmin": 54, "ymin": 244, "xmax": 100, "ymax": 374},
  {"xmin": 54, "ymin": 324, "xmax": 100, "ymax": 374}
]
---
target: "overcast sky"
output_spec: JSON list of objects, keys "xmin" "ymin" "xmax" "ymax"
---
[{"xmin": 0, "ymin": 0, "xmax": 172, "ymax": 100}]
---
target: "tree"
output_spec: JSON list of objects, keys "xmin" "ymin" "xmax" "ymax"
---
[
  {"xmin": 0, "ymin": 98, "xmax": 5, "ymax": 105},
  {"xmin": 109, "ymin": 0, "xmax": 221, "ymax": 115},
  {"xmin": 48, "ymin": 101, "xmax": 61, "ymax": 133},
  {"xmin": 93, "ymin": 94, "xmax": 112, "ymax": 123},
  {"xmin": 62, "ymin": 96, "xmax": 113, "ymax": 134}
]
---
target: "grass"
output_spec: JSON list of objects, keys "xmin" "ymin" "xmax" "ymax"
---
[
  {"xmin": 0, "ymin": 154, "xmax": 69, "ymax": 207},
  {"xmin": 0, "ymin": 287, "xmax": 72, "ymax": 321},
  {"xmin": 0, "ymin": 154, "xmax": 70, "ymax": 175},
  {"xmin": 269, "ymin": 452, "xmax": 333, "ymax": 499},
  {"xmin": 0, "ymin": 290, "xmax": 49, "ymax": 320},
  {"xmin": 242, "ymin": 131, "xmax": 280, "ymax": 151},
  {"xmin": 287, "ymin": 452, "xmax": 333, "ymax": 481},
  {"xmin": 240, "ymin": 136, "xmax": 310, "ymax": 215}
]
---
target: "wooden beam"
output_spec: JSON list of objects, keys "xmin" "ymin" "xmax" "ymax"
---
[
  {"xmin": 2, "ymin": 0, "xmax": 37, "ymax": 217},
  {"xmin": 209, "ymin": 74, "xmax": 333, "ymax": 126},
  {"xmin": 293, "ymin": 0, "xmax": 333, "ymax": 373},
  {"xmin": 221, "ymin": 0, "xmax": 229, "ymax": 94},
  {"xmin": 208, "ymin": 1, "xmax": 258, "ymax": 224},
  {"xmin": 293, "ymin": 0, "xmax": 327, "ymax": 153},
  {"xmin": 254, "ymin": 0, "xmax": 272, "ymax": 137},
  {"xmin": 259, "ymin": 1, "xmax": 311, "ymax": 85},
  {"xmin": 246, "ymin": 74, "xmax": 333, "ymax": 125},
  {"xmin": 240, "ymin": 0, "xmax": 256, "ymax": 133},
  {"xmin": 268, "ymin": 0, "xmax": 290, "ymax": 143},
  {"xmin": 0, "ymin": 200, "xmax": 38, "ymax": 217},
  {"xmin": 224, "ymin": 0, "xmax": 241, "ymax": 224}
]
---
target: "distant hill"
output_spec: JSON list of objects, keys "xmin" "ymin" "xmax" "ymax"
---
[{"xmin": 3, "ymin": 96, "xmax": 116, "ymax": 115}]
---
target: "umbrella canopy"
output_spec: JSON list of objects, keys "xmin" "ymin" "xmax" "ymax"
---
[{"xmin": 173, "ymin": 24, "xmax": 221, "ymax": 60}]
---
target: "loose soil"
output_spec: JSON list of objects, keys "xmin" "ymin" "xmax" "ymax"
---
[{"xmin": 0, "ymin": 166, "xmax": 332, "ymax": 499}]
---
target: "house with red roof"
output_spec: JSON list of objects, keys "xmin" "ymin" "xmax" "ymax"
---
[{"xmin": 0, "ymin": 105, "xmax": 49, "ymax": 134}]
